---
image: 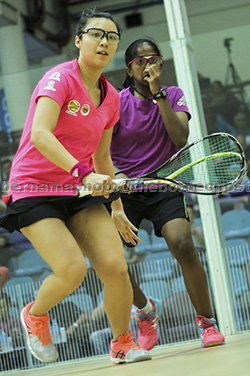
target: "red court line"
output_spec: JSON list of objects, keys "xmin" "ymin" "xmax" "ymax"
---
[{"xmin": 153, "ymin": 345, "xmax": 202, "ymax": 361}]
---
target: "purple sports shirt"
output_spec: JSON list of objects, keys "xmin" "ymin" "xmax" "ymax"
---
[{"xmin": 110, "ymin": 86, "xmax": 191, "ymax": 178}]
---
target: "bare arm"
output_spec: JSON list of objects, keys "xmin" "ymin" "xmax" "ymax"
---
[
  {"xmin": 92, "ymin": 127, "xmax": 117, "ymax": 178},
  {"xmin": 31, "ymin": 97, "xmax": 116, "ymax": 196},
  {"xmin": 144, "ymin": 64, "xmax": 189, "ymax": 148},
  {"xmin": 93, "ymin": 129, "xmax": 140, "ymax": 244},
  {"xmin": 30, "ymin": 97, "xmax": 78, "ymax": 172},
  {"xmin": 157, "ymin": 103, "xmax": 189, "ymax": 148}
]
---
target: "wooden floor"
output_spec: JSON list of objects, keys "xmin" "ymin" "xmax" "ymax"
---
[{"xmin": 11, "ymin": 333, "xmax": 250, "ymax": 376}]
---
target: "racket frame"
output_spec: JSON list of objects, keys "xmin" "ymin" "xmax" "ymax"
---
[{"xmin": 78, "ymin": 132, "xmax": 247, "ymax": 197}]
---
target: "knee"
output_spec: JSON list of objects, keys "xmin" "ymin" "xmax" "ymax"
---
[
  {"xmin": 114, "ymin": 260, "xmax": 129, "ymax": 280},
  {"xmin": 99, "ymin": 257, "xmax": 129, "ymax": 284},
  {"xmin": 170, "ymin": 236, "xmax": 197, "ymax": 265},
  {"xmin": 56, "ymin": 256, "xmax": 87, "ymax": 290}
]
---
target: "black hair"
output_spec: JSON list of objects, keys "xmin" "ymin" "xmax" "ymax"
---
[
  {"xmin": 76, "ymin": 8, "xmax": 121, "ymax": 38},
  {"xmin": 120, "ymin": 38, "xmax": 162, "ymax": 89}
]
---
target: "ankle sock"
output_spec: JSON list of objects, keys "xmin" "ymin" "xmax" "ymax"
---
[{"xmin": 137, "ymin": 298, "xmax": 153, "ymax": 314}]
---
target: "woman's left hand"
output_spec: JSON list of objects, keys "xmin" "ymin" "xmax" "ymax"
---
[
  {"xmin": 112, "ymin": 208, "xmax": 141, "ymax": 245},
  {"xmin": 143, "ymin": 64, "xmax": 162, "ymax": 95}
]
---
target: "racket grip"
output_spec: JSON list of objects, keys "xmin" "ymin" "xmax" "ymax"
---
[
  {"xmin": 77, "ymin": 185, "xmax": 93, "ymax": 197},
  {"xmin": 77, "ymin": 179, "xmax": 127, "ymax": 197}
]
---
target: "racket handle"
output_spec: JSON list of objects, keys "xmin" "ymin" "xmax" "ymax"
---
[
  {"xmin": 77, "ymin": 179, "xmax": 127, "ymax": 197},
  {"xmin": 77, "ymin": 185, "xmax": 93, "ymax": 197}
]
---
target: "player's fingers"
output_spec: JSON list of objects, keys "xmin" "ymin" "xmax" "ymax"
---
[
  {"xmin": 105, "ymin": 178, "xmax": 116, "ymax": 192},
  {"xmin": 128, "ymin": 223, "xmax": 139, "ymax": 233},
  {"xmin": 119, "ymin": 232, "xmax": 128, "ymax": 242},
  {"xmin": 103, "ymin": 182, "xmax": 115, "ymax": 198},
  {"xmin": 130, "ymin": 231, "xmax": 141, "ymax": 243},
  {"xmin": 91, "ymin": 179, "xmax": 114, "ymax": 197},
  {"xmin": 120, "ymin": 232, "xmax": 137, "ymax": 245},
  {"xmin": 125, "ymin": 227, "xmax": 140, "ymax": 242},
  {"xmin": 124, "ymin": 221, "xmax": 140, "ymax": 237},
  {"xmin": 127, "ymin": 236, "xmax": 137, "ymax": 246},
  {"xmin": 122, "ymin": 223, "xmax": 141, "ymax": 243},
  {"xmin": 89, "ymin": 182, "xmax": 103, "ymax": 196}
]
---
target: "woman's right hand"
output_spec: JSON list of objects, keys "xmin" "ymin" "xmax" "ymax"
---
[{"xmin": 83, "ymin": 172, "xmax": 114, "ymax": 198}]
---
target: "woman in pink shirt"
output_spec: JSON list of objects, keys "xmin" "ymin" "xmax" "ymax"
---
[{"xmin": 0, "ymin": 9, "xmax": 150, "ymax": 365}]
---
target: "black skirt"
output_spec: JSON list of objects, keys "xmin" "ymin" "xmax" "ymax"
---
[{"xmin": 0, "ymin": 192, "xmax": 120, "ymax": 233}]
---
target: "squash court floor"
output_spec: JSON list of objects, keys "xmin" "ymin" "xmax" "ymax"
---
[{"xmin": 11, "ymin": 333, "xmax": 249, "ymax": 376}]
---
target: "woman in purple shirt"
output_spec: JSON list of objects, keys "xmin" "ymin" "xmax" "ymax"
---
[{"xmin": 111, "ymin": 38, "xmax": 225, "ymax": 349}]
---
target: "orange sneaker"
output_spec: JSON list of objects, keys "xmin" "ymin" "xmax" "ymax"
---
[
  {"xmin": 21, "ymin": 302, "xmax": 58, "ymax": 363},
  {"xmin": 110, "ymin": 328, "xmax": 152, "ymax": 364}
]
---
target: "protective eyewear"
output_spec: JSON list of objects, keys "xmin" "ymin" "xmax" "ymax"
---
[
  {"xmin": 127, "ymin": 55, "xmax": 163, "ymax": 67},
  {"xmin": 79, "ymin": 28, "xmax": 120, "ymax": 44}
]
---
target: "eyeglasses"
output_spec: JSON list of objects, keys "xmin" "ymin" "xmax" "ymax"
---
[
  {"xmin": 79, "ymin": 28, "xmax": 120, "ymax": 44},
  {"xmin": 128, "ymin": 55, "xmax": 163, "ymax": 67}
]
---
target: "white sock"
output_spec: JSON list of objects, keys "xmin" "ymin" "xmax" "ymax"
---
[{"xmin": 137, "ymin": 298, "xmax": 153, "ymax": 314}]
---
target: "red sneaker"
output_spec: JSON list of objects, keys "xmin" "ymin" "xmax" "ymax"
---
[
  {"xmin": 195, "ymin": 315, "xmax": 225, "ymax": 347},
  {"xmin": 21, "ymin": 302, "xmax": 58, "ymax": 363},
  {"xmin": 110, "ymin": 328, "xmax": 151, "ymax": 364},
  {"xmin": 134, "ymin": 298, "xmax": 162, "ymax": 350}
]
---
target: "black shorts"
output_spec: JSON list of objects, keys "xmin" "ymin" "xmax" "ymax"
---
[
  {"xmin": 0, "ymin": 192, "xmax": 120, "ymax": 233},
  {"xmin": 120, "ymin": 190, "xmax": 189, "ymax": 239}
]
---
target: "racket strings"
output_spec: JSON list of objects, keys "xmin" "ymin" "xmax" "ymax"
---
[
  {"xmin": 190, "ymin": 136, "xmax": 243, "ymax": 186},
  {"xmin": 155, "ymin": 134, "xmax": 245, "ymax": 190}
]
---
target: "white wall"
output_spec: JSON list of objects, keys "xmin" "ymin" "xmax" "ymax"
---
[
  {"xmin": 1, "ymin": 0, "xmax": 250, "ymax": 96},
  {"xmin": 192, "ymin": 24, "xmax": 250, "ymax": 83},
  {"xmin": 61, "ymin": 0, "xmax": 250, "ymax": 88}
]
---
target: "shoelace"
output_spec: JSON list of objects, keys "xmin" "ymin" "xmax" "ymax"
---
[
  {"xmin": 195, "ymin": 315, "xmax": 215, "ymax": 328},
  {"xmin": 203, "ymin": 326, "xmax": 218, "ymax": 337},
  {"xmin": 138, "ymin": 314, "xmax": 157, "ymax": 334},
  {"xmin": 118, "ymin": 329, "xmax": 139, "ymax": 349},
  {"xmin": 138, "ymin": 316, "xmax": 157, "ymax": 335},
  {"xmin": 134, "ymin": 307, "xmax": 157, "ymax": 321},
  {"xmin": 32, "ymin": 317, "xmax": 52, "ymax": 346},
  {"xmin": 118, "ymin": 329, "xmax": 134, "ymax": 343}
]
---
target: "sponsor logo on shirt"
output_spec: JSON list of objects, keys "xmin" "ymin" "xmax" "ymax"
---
[
  {"xmin": 44, "ymin": 81, "xmax": 56, "ymax": 91},
  {"xmin": 177, "ymin": 95, "xmax": 187, "ymax": 106},
  {"xmin": 81, "ymin": 104, "xmax": 90, "ymax": 116},
  {"xmin": 49, "ymin": 72, "xmax": 61, "ymax": 81},
  {"xmin": 72, "ymin": 168, "xmax": 79, "ymax": 177},
  {"xmin": 66, "ymin": 100, "xmax": 80, "ymax": 116}
]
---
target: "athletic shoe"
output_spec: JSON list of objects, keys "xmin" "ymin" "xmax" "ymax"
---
[
  {"xmin": 21, "ymin": 301, "xmax": 58, "ymax": 363},
  {"xmin": 195, "ymin": 315, "xmax": 225, "ymax": 347},
  {"xmin": 134, "ymin": 298, "xmax": 162, "ymax": 351},
  {"xmin": 110, "ymin": 328, "xmax": 152, "ymax": 364}
]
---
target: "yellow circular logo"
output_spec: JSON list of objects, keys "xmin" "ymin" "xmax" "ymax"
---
[{"xmin": 68, "ymin": 100, "xmax": 80, "ymax": 113}]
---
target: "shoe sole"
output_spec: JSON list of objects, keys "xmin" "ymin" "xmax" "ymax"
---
[
  {"xmin": 110, "ymin": 353, "xmax": 152, "ymax": 364},
  {"xmin": 203, "ymin": 341, "xmax": 225, "ymax": 348},
  {"xmin": 140, "ymin": 339, "xmax": 158, "ymax": 351},
  {"xmin": 20, "ymin": 307, "xmax": 58, "ymax": 363}
]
